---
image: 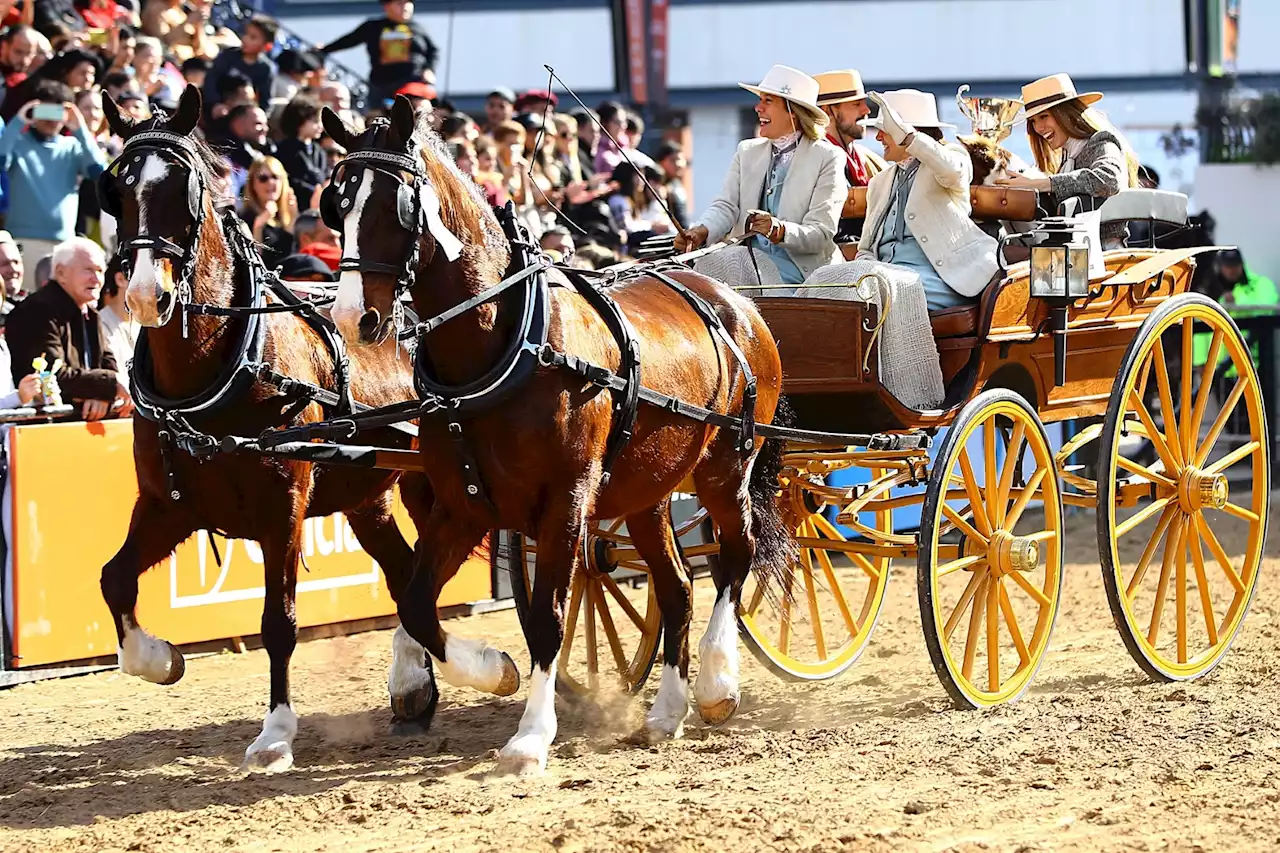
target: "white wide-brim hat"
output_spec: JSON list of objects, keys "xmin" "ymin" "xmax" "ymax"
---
[
  {"xmin": 1020, "ymin": 73, "xmax": 1103, "ymax": 119},
  {"xmin": 739, "ymin": 65, "xmax": 828, "ymax": 125},
  {"xmin": 860, "ymin": 89, "xmax": 955, "ymax": 131}
]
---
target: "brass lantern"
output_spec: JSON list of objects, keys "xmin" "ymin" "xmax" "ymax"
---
[{"xmin": 1029, "ymin": 219, "xmax": 1090, "ymax": 300}]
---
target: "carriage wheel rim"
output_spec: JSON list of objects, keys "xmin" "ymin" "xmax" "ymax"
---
[
  {"xmin": 1100, "ymin": 298, "xmax": 1269, "ymax": 680},
  {"xmin": 924, "ymin": 394, "xmax": 1063, "ymax": 708}
]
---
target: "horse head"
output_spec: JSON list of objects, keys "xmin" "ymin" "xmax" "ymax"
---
[
  {"xmin": 101, "ymin": 84, "xmax": 224, "ymax": 328},
  {"xmin": 321, "ymin": 96, "xmax": 488, "ymax": 347}
]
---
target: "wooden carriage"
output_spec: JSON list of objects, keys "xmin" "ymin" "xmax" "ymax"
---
[{"xmin": 507, "ymin": 188, "xmax": 1269, "ymax": 709}]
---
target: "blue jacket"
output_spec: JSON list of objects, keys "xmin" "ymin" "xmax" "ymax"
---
[{"xmin": 0, "ymin": 116, "xmax": 107, "ymax": 241}]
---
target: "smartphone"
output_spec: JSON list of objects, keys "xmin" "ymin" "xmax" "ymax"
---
[
  {"xmin": 31, "ymin": 104, "xmax": 66, "ymax": 122},
  {"xmin": 86, "ymin": 28, "xmax": 110, "ymax": 48}
]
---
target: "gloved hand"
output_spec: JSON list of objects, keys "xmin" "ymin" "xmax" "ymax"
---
[{"xmin": 867, "ymin": 92, "xmax": 914, "ymax": 146}]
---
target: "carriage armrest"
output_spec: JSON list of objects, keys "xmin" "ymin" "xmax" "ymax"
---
[
  {"xmin": 1098, "ymin": 189, "xmax": 1188, "ymax": 226},
  {"xmin": 843, "ymin": 186, "xmax": 868, "ymax": 219},
  {"xmin": 970, "ymin": 186, "xmax": 1038, "ymax": 222}
]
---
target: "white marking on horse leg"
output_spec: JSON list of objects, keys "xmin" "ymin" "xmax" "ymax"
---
[
  {"xmin": 388, "ymin": 624, "xmax": 433, "ymax": 700},
  {"xmin": 694, "ymin": 588, "xmax": 741, "ymax": 724},
  {"xmin": 430, "ymin": 634, "xmax": 519, "ymax": 696},
  {"xmin": 332, "ymin": 170, "xmax": 372, "ymax": 342},
  {"xmin": 243, "ymin": 704, "xmax": 298, "ymax": 773},
  {"xmin": 496, "ymin": 663, "xmax": 557, "ymax": 775},
  {"xmin": 118, "ymin": 616, "xmax": 183, "ymax": 684},
  {"xmin": 642, "ymin": 664, "xmax": 689, "ymax": 741}
]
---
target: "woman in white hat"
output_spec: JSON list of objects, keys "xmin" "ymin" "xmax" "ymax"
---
[
  {"xmin": 798, "ymin": 89, "xmax": 998, "ymax": 409},
  {"xmin": 995, "ymin": 73, "xmax": 1140, "ymax": 248},
  {"xmin": 674, "ymin": 65, "xmax": 847, "ymax": 290}
]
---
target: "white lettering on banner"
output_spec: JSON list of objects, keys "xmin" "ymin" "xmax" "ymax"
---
[{"xmin": 168, "ymin": 514, "xmax": 380, "ymax": 609}]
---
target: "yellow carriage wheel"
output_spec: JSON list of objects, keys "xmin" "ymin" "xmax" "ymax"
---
[
  {"xmin": 1098, "ymin": 294, "xmax": 1269, "ymax": 681},
  {"xmin": 510, "ymin": 519, "xmax": 664, "ymax": 697},
  {"xmin": 738, "ymin": 469, "xmax": 894, "ymax": 681},
  {"xmin": 918, "ymin": 390, "xmax": 1064, "ymax": 709}
]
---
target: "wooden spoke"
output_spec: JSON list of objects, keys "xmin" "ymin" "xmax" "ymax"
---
[
  {"xmin": 997, "ymin": 579, "xmax": 1031, "ymax": 668},
  {"xmin": 599, "ymin": 572, "xmax": 647, "ymax": 631},
  {"xmin": 942, "ymin": 502, "xmax": 989, "ymax": 546},
  {"xmin": 1188, "ymin": 526, "xmax": 1219, "ymax": 647},
  {"xmin": 1196, "ymin": 514, "xmax": 1245, "ymax": 595},
  {"xmin": 1187, "ymin": 329, "xmax": 1224, "ymax": 454},
  {"xmin": 593, "ymin": 585, "xmax": 630, "ymax": 676},
  {"xmin": 1194, "ymin": 377, "xmax": 1246, "ymax": 468},
  {"xmin": 799, "ymin": 532, "xmax": 827, "ymax": 660},
  {"xmin": 812, "ymin": 513, "xmax": 883, "ymax": 580},
  {"xmin": 850, "ymin": 552, "xmax": 882, "ymax": 580},
  {"xmin": 1152, "ymin": 340, "xmax": 1184, "ymax": 467},
  {"xmin": 1175, "ymin": 517, "xmax": 1189, "ymax": 664},
  {"xmin": 944, "ymin": 571, "xmax": 983, "ymax": 641},
  {"xmin": 1146, "ymin": 516, "xmax": 1184, "ymax": 646},
  {"xmin": 1004, "ymin": 468, "xmax": 1049, "ymax": 530},
  {"xmin": 1205, "ymin": 440, "xmax": 1261, "ymax": 475},
  {"xmin": 1007, "ymin": 568, "xmax": 1051, "ymax": 607},
  {"xmin": 962, "ymin": 575, "xmax": 989, "ymax": 681},
  {"xmin": 1115, "ymin": 496, "xmax": 1173, "ymax": 538},
  {"xmin": 1116, "ymin": 454, "xmax": 1177, "ymax": 489},
  {"xmin": 1125, "ymin": 502, "xmax": 1178, "ymax": 599},
  {"xmin": 959, "ymin": 447, "xmax": 993, "ymax": 536},
  {"xmin": 986, "ymin": 573, "xmax": 1000, "ymax": 691},
  {"xmin": 1130, "ymin": 391, "xmax": 1183, "ymax": 473},
  {"xmin": 938, "ymin": 554, "xmax": 986, "ymax": 578},
  {"xmin": 1180, "ymin": 318, "xmax": 1194, "ymax": 456},
  {"xmin": 996, "ymin": 421, "xmax": 1027, "ymax": 528},
  {"xmin": 814, "ymin": 545, "xmax": 860, "ymax": 636},
  {"xmin": 560, "ymin": 574, "xmax": 584, "ymax": 662},
  {"xmin": 584, "ymin": 583, "xmax": 599, "ymax": 690},
  {"xmin": 984, "ymin": 421, "xmax": 998, "ymax": 527},
  {"xmin": 1221, "ymin": 501, "xmax": 1261, "ymax": 523}
]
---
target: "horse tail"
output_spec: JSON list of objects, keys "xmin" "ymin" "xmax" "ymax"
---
[{"xmin": 747, "ymin": 396, "xmax": 797, "ymax": 593}]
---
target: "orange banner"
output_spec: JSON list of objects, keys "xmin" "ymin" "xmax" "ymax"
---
[{"xmin": 8, "ymin": 420, "xmax": 492, "ymax": 668}]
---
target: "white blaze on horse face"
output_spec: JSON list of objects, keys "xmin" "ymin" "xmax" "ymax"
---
[
  {"xmin": 432, "ymin": 633, "xmax": 519, "ymax": 695},
  {"xmin": 118, "ymin": 614, "xmax": 181, "ymax": 683},
  {"xmin": 124, "ymin": 154, "xmax": 174, "ymax": 326},
  {"xmin": 694, "ymin": 587, "xmax": 741, "ymax": 722},
  {"xmin": 333, "ymin": 169, "xmax": 373, "ymax": 343},
  {"xmin": 243, "ymin": 703, "xmax": 298, "ymax": 773},
  {"xmin": 496, "ymin": 663, "xmax": 558, "ymax": 775}
]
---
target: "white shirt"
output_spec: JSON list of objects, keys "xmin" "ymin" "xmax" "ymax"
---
[
  {"xmin": 99, "ymin": 305, "xmax": 139, "ymax": 390},
  {"xmin": 0, "ymin": 337, "xmax": 20, "ymax": 409}
]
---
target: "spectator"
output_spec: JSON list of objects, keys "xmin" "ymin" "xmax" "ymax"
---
[
  {"xmin": 483, "ymin": 86, "xmax": 514, "ymax": 134},
  {"xmin": 143, "ymin": 0, "xmax": 216, "ymax": 63},
  {"xmin": 607, "ymin": 161, "xmax": 669, "ymax": 254},
  {"xmin": 395, "ymin": 79, "xmax": 433, "ymax": 114},
  {"xmin": 275, "ymin": 94, "xmax": 325, "ymax": 209},
  {"xmin": 1, "ymin": 26, "xmax": 44, "ymax": 89},
  {"xmin": 439, "ymin": 111, "xmax": 474, "ymax": 144},
  {"xmin": 514, "ymin": 88, "xmax": 557, "ymax": 117},
  {"xmin": 271, "ymin": 48, "xmax": 321, "ymax": 105},
  {"xmin": 116, "ymin": 88, "xmax": 149, "ymax": 123},
  {"xmin": 654, "ymin": 141, "xmax": 688, "ymax": 229},
  {"xmin": 132, "ymin": 36, "xmax": 181, "ymax": 109},
  {"xmin": 319, "ymin": 0, "xmax": 438, "ymax": 108},
  {"xmin": 573, "ymin": 242, "xmax": 617, "ymax": 270},
  {"xmin": 203, "ymin": 13, "xmax": 275, "ymax": 110},
  {"xmin": 5, "ymin": 236, "xmax": 132, "ymax": 420},
  {"xmin": 104, "ymin": 24, "xmax": 137, "ymax": 77},
  {"xmin": 1212, "ymin": 248, "xmax": 1278, "ymax": 311},
  {"xmin": 471, "ymin": 135, "xmax": 506, "ymax": 205},
  {"xmin": 293, "ymin": 209, "xmax": 339, "ymax": 272},
  {"xmin": 101, "ymin": 68, "xmax": 136, "ymax": 103},
  {"xmin": 0, "ymin": 78, "xmax": 106, "ymax": 291},
  {"xmin": 207, "ymin": 69, "xmax": 253, "ymax": 126},
  {"xmin": 277, "ymin": 253, "xmax": 336, "ymax": 284},
  {"xmin": 97, "ymin": 254, "xmax": 138, "ymax": 384},
  {"xmin": 33, "ymin": 0, "xmax": 86, "ymax": 39},
  {"xmin": 492, "ymin": 119, "xmax": 533, "ymax": 220},
  {"xmin": 220, "ymin": 102, "xmax": 272, "ymax": 197},
  {"xmin": 552, "ymin": 113, "xmax": 583, "ymax": 186},
  {"xmin": 570, "ymin": 107, "xmax": 597, "ymax": 179},
  {"xmin": 32, "ymin": 252, "xmax": 51, "ymax": 288},
  {"xmin": 180, "ymin": 55, "xmax": 208, "ymax": 89},
  {"xmin": 240, "ymin": 155, "xmax": 296, "ymax": 268},
  {"xmin": 593, "ymin": 101, "xmax": 628, "ymax": 175},
  {"xmin": 0, "ymin": 230, "xmax": 24, "ymax": 314},
  {"xmin": 2, "ymin": 46, "xmax": 99, "ymax": 120},
  {"xmin": 79, "ymin": 0, "xmax": 132, "ymax": 31},
  {"xmin": 448, "ymin": 139, "xmax": 502, "ymax": 207},
  {"xmin": 539, "ymin": 225, "xmax": 573, "ymax": 262}
]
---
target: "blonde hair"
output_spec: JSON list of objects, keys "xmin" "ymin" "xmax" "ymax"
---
[
  {"xmin": 244, "ymin": 156, "xmax": 296, "ymax": 229},
  {"xmin": 1028, "ymin": 100, "xmax": 1141, "ymax": 187}
]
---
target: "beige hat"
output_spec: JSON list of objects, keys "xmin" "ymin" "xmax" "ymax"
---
[
  {"xmin": 860, "ymin": 89, "xmax": 955, "ymax": 131},
  {"xmin": 814, "ymin": 70, "xmax": 867, "ymax": 106},
  {"xmin": 1020, "ymin": 73, "xmax": 1102, "ymax": 119},
  {"xmin": 739, "ymin": 65, "xmax": 827, "ymax": 125}
]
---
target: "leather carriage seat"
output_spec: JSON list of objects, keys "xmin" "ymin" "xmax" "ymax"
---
[
  {"xmin": 929, "ymin": 267, "xmax": 1007, "ymax": 339},
  {"xmin": 1097, "ymin": 189, "xmax": 1188, "ymax": 225}
]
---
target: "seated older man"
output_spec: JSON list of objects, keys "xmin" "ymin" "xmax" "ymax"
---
[{"xmin": 5, "ymin": 237, "xmax": 133, "ymax": 421}]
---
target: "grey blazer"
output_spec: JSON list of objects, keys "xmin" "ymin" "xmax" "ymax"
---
[{"xmin": 1049, "ymin": 130, "xmax": 1132, "ymax": 247}]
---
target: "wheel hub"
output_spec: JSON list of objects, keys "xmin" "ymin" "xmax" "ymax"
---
[
  {"xmin": 1179, "ymin": 469, "xmax": 1228, "ymax": 513},
  {"xmin": 987, "ymin": 530, "xmax": 1040, "ymax": 577},
  {"xmin": 584, "ymin": 532, "xmax": 618, "ymax": 578}
]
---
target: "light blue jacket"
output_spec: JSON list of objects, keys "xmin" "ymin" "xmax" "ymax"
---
[{"xmin": 0, "ymin": 115, "xmax": 107, "ymax": 241}]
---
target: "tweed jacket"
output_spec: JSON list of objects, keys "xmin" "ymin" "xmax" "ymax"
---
[
  {"xmin": 695, "ymin": 136, "xmax": 847, "ymax": 279},
  {"xmin": 857, "ymin": 133, "xmax": 998, "ymax": 297},
  {"xmin": 1048, "ymin": 130, "xmax": 1131, "ymax": 247}
]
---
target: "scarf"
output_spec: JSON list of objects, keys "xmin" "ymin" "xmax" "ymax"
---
[{"xmin": 1061, "ymin": 136, "xmax": 1088, "ymax": 172}]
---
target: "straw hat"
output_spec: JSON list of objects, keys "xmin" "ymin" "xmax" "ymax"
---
[
  {"xmin": 814, "ymin": 69, "xmax": 867, "ymax": 106},
  {"xmin": 860, "ymin": 89, "xmax": 954, "ymax": 131},
  {"xmin": 1020, "ymin": 73, "xmax": 1102, "ymax": 119},
  {"xmin": 739, "ymin": 65, "xmax": 827, "ymax": 125}
]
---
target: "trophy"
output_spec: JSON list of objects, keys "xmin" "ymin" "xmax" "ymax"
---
[{"xmin": 956, "ymin": 84, "xmax": 1024, "ymax": 142}]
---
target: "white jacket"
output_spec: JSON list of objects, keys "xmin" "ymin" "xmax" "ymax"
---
[
  {"xmin": 857, "ymin": 134, "xmax": 998, "ymax": 297},
  {"xmin": 695, "ymin": 136, "xmax": 847, "ymax": 279}
]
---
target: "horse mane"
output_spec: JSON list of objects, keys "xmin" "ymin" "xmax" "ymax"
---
[{"xmin": 408, "ymin": 113, "xmax": 508, "ymax": 258}]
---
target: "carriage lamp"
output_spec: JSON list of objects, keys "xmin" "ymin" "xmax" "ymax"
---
[{"xmin": 1028, "ymin": 219, "xmax": 1090, "ymax": 388}]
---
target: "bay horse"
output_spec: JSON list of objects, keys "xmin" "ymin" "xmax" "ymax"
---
[
  {"xmin": 97, "ymin": 85, "xmax": 518, "ymax": 772},
  {"xmin": 319, "ymin": 96, "xmax": 792, "ymax": 774}
]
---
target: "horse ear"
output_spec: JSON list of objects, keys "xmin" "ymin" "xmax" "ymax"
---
[
  {"xmin": 167, "ymin": 85, "xmax": 202, "ymax": 135},
  {"xmin": 102, "ymin": 93, "xmax": 133, "ymax": 139},
  {"xmin": 389, "ymin": 95, "xmax": 416, "ymax": 149},
  {"xmin": 322, "ymin": 106, "xmax": 354, "ymax": 151}
]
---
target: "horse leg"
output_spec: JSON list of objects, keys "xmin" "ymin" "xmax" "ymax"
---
[
  {"xmin": 626, "ymin": 499, "xmax": 692, "ymax": 743},
  {"xmin": 100, "ymin": 495, "xmax": 196, "ymax": 685},
  {"xmin": 496, "ymin": 496, "xmax": 590, "ymax": 775},
  {"xmin": 343, "ymin": 492, "xmax": 436, "ymax": 723},
  {"xmin": 243, "ymin": 520, "xmax": 304, "ymax": 773}
]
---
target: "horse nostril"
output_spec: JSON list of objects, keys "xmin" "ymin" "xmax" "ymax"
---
[{"xmin": 358, "ymin": 308, "xmax": 382, "ymax": 341}]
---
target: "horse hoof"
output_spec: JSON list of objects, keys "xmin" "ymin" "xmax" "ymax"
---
[
  {"xmin": 697, "ymin": 694, "xmax": 739, "ymax": 726},
  {"xmin": 158, "ymin": 644, "xmax": 186, "ymax": 685},
  {"xmin": 494, "ymin": 652, "xmax": 520, "ymax": 697},
  {"xmin": 494, "ymin": 752, "xmax": 543, "ymax": 777},
  {"xmin": 390, "ymin": 680, "xmax": 439, "ymax": 726},
  {"xmin": 242, "ymin": 745, "xmax": 294, "ymax": 774},
  {"xmin": 495, "ymin": 735, "xmax": 548, "ymax": 776}
]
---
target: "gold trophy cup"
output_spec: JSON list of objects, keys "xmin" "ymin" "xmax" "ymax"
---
[{"xmin": 956, "ymin": 84, "xmax": 1024, "ymax": 142}]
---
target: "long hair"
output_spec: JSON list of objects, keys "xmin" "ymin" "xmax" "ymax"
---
[
  {"xmin": 243, "ymin": 156, "xmax": 296, "ymax": 229},
  {"xmin": 1027, "ymin": 99, "xmax": 1140, "ymax": 187}
]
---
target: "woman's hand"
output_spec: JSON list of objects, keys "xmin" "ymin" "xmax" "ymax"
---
[
  {"xmin": 745, "ymin": 210, "xmax": 786, "ymax": 244},
  {"xmin": 15, "ymin": 374, "xmax": 40, "ymax": 406},
  {"xmin": 673, "ymin": 225, "xmax": 709, "ymax": 253},
  {"xmin": 866, "ymin": 91, "xmax": 914, "ymax": 146},
  {"xmin": 994, "ymin": 173, "xmax": 1053, "ymax": 192},
  {"xmin": 63, "ymin": 102, "xmax": 84, "ymax": 133}
]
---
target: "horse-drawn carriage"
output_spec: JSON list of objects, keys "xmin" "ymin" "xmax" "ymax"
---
[{"xmin": 512, "ymin": 184, "xmax": 1269, "ymax": 709}]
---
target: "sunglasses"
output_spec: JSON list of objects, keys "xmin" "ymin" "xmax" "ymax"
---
[
  {"xmin": 255, "ymin": 173, "xmax": 281, "ymax": 183},
  {"xmin": 557, "ymin": 132, "xmax": 572, "ymax": 139}
]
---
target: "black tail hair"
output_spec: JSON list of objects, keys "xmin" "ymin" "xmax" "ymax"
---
[{"xmin": 748, "ymin": 396, "xmax": 798, "ymax": 595}]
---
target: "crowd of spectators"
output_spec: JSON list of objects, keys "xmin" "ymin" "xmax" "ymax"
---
[{"xmin": 0, "ymin": 0, "xmax": 691, "ymax": 424}]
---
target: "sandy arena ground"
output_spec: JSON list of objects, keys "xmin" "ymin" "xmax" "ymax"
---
[{"xmin": 0, "ymin": 498, "xmax": 1277, "ymax": 853}]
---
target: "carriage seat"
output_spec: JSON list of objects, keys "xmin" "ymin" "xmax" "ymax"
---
[{"xmin": 1097, "ymin": 189, "xmax": 1188, "ymax": 226}]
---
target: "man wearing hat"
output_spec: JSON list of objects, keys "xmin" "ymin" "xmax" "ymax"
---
[
  {"xmin": 813, "ymin": 70, "xmax": 884, "ymax": 188},
  {"xmin": 484, "ymin": 86, "xmax": 516, "ymax": 135},
  {"xmin": 515, "ymin": 88, "xmax": 558, "ymax": 116}
]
